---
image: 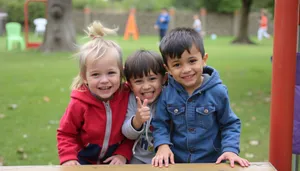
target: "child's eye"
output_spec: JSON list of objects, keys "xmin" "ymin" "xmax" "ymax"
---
[
  {"xmin": 134, "ymin": 80, "xmax": 142, "ymax": 84},
  {"xmin": 173, "ymin": 63, "xmax": 180, "ymax": 68},
  {"xmin": 150, "ymin": 77, "xmax": 157, "ymax": 81},
  {"xmin": 108, "ymin": 71, "xmax": 116, "ymax": 75},
  {"xmin": 190, "ymin": 59, "xmax": 197, "ymax": 64},
  {"xmin": 92, "ymin": 73, "xmax": 99, "ymax": 77}
]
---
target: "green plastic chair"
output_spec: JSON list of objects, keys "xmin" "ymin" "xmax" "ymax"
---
[{"xmin": 5, "ymin": 22, "xmax": 25, "ymax": 51}]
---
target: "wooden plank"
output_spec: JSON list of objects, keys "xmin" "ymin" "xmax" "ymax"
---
[{"xmin": 0, "ymin": 162, "xmax": 276, "ymax": 171}]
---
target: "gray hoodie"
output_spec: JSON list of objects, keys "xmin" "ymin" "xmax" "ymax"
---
[{"xmin": 122, "ymin": 92, "xmax": 156, "ymax": 164}]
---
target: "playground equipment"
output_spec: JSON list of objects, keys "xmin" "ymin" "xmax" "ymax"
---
[
  {"xmin": 5, "ymin": 22, "xmax": 25, "ymax": 51},
  {"xmin": 269, "ymin": 0, "xmax": 299, "ymax": 170},
  {"xmin": 293, "ymin": 53, "xmax": 300, "ymax": 171},
  {"xmin": 33, "ymin": 18, "xmax": 47, "ymax": 36},
  {"xmin": 24, "ymin": 0, "xmax": 47, "ymax": 49}
]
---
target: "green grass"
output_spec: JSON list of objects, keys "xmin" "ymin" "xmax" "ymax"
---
[{"xmin": 0, "ymin": 34, "xmax": 273, "ymax": 165}]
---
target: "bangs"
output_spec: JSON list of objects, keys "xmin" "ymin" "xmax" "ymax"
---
[
  {"xmin": 124, "ymin": 50, "xmax": 165, "ymax": 80},
  {"xmin": 159, "ymin": 27, "xmax": 205, "ymax": 64}
]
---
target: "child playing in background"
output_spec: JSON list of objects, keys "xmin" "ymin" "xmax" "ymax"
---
[
  {"xmin": 193, "ymin": 14, "xmax": 202, "ymax": 36},
  {"xmin": 151, "ymin": 28, "xmax": 250, "ymax": 168},
  {"xmin": 122, "ymin": 50, "xmax": 167, "ymax": 164},
  {"xmin": 57, "ymin": 21, "xmax": 133, "ymax": 165},
  {"xmin": 257, "ymin": 9, "xmax": 270, "ymax": 41}
]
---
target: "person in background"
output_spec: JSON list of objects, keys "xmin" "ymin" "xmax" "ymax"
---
[
  {"xmin": 193, "ymin": 14, "xmax": 202, "ymax": 36},
  {"xmin": 154, "ymin": 8, "xmax": 170, "ymax": 41},
  {"xmin": 257, "ymin": 9, "xmax": 270, "ymax": 41}
]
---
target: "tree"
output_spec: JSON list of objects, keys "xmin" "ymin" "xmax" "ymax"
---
[
  {"xmin": 232, "ymin": 0, "xmax": 254, "ymax": 44},
  {"xmin": 40, "ymin": 0, "xmax": 76, "ymax": 52},
  {"xmin": 232, "ymin": 0, "xmax": 274, "ymax": 44}
]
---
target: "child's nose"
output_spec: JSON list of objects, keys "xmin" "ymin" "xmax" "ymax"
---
[
  {"xmin": 99, "ymin": 75, "xmax": 109, "ymax": 83},
  {"xmin": 142, "ymin": 83, "xmax": 151, "ymax": 89},
  {"xmin": 182, "ymin": 65, "xmax": 191, "ymax": 73}
]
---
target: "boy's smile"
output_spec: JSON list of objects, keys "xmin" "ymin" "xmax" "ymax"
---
[
  {"xmin": 165, "ymin": 44, "xmax": 208, "ymax": 95},
  {"xmin": 129, "ymin": 71, "xmax": 165, "ymax": 104}
]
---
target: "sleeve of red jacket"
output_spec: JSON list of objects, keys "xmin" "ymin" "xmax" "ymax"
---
[
  {"xmin": 57, "ymin": 99, "xmax": 85, "ymax": 165},
  {"xmin": 113, "ymin": 137, "xmax": 135, "ymax": 162}
]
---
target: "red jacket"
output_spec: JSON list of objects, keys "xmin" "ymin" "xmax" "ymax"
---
[{"xmin": 57, "ymin": 84, "xmax": 133, "ymax": 164}]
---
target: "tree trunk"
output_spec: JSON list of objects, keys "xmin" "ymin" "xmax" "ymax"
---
[
  {"xmin": 39, "ymin": 0, "xmax": 76, "ymax": 52},
  {"xmin": 232, "ymin": 0, "xmax": 255, "ymax": 44}
]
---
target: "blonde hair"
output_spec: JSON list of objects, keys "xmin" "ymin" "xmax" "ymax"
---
[{"xmin": 71, "ymin": 21, "xmax": 123, "ymax": 90}]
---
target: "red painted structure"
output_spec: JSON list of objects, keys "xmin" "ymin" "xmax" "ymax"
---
[
  {"xmin": 269, "ymin": 0, "xmax": 298, "ymax": 170},
  {"xmin": 23, "ymin": 0, "xmax": 47, "ymax": 49}
]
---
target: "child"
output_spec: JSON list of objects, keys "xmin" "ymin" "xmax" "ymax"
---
[
  {"xmin": 192, "ymin": 14, "xmax": 202, "ymax": 36},
  {"xmin": 257, "ymin": 9, "xmax": 270, "ymax": 41},
  {"xmin": 154, "ymin": 8, "xmax": 170, "ymax": 41},
  {"xmin": 57, "ymin": 21, "xmax": 133, "ymax": 165},
  {"xmin": 151, "ymin": 28, "xmax": 250, "ymax": 168},
  {"xmin": 122, "ymin": 50, "xmax": 167, "ymax": 164}
]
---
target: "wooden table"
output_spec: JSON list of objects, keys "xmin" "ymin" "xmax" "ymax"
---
[{"xmin": 0, "ymin": 162, "xmax": 276, "ymax": 171}]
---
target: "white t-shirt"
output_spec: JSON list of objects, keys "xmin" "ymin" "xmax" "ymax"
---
[{"xmin": 193, "ymin": 19, "xmax": 201, "ymax": 31}]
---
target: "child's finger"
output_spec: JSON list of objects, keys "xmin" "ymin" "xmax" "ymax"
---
[
  {"xmin": 142, "ymin": 99, "xmax": 148, "ymax": 107},
  {"xmin": 215, "ymin": 156, "xmax": 223, "ymax": 164},
  {"xmin": 230, "ymin": 159, "xmax": 235, "ymax": 168},
  {"xmin": 103, "ymin": 156, "xmax": 113, "ymax": 163},
  {"xmin": 163, "ymin": 156, "xmax": 169, "ymax": 167},
  {"xmin": 136, "ymin": 96, "xmax": 142, "ymax": 108},
  {"xmin": 242, "ymin": 159, "xmax": 250, "ymax": 167},
  {"xmin": 170, "ymin": 153, "xmax": 175, "ymax": 164}
]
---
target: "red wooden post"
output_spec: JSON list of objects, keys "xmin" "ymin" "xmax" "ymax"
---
[{"xmin": 269, "ymin": 0, "xmax": 298, "ymax": 170}]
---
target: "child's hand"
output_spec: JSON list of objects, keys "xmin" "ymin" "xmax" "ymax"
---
[
  {"xmin": 62, "ymin": 160, "xmax": 80, "ymax": 166},
  {"xmin": 216, "ymin": 152, "xmax": 250, "ymax": 168},
  {"xmin": 103, "ymin": 154, "xmax": 126, "ymax": 165},
  {"xmin": 152, "ymin": 144, "xmax": 175, "ymax": 167},
  {"xmin": 134, "ymin": 97, "xmax": 150, "ymax": 125}
]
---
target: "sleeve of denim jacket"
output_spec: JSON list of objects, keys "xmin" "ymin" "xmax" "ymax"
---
[
  {"xmin": 217, "ymin": 85, "xmax": 241, "ymax": 155},
  {"xmin": 152, "ymin": 92, "xmax": 173, "ymax": 150}
]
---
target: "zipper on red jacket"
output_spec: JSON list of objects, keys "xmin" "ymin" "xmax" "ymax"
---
[{"xmin": 97, "ymin": 102, "xmax": 112, "ymax": 164}]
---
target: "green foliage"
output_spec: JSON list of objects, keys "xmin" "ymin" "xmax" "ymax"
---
[
  {"xmin": 218, "ymin": 0, "xmax": 241, "ymax": 13},
  {"xmin": 253, "ymin": 0, "xmax": 274, "ymax": 18},
  {"xmin": 172, "ymin": 0, "xmax": 203, "ymax": 11},
  {"xmin": 171, "ymin": 0, "xmax": 240, "ymax": 13},
  {"xmin": 120, "ymin": 0, "xmax": 173, "ymax": 11},
  {"xmin": 204, "ymin": 0, "xmax": 241, "ymax": 13},
  {"xmin": 73, "ymin": 0, "xmax": 173, "ymax": 11},
  {"xmin": 0, "ymin": 0, "xmax": 45, "ymax": 28},
  {"xmin": 73, "ymin": 0, "xmax": 109, "ymax": 10}
]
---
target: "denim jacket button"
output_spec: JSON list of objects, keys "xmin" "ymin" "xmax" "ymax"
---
[
  {"xmin": 204, "ymin": 109, "xmax": 209, "ymax": 114},
  {"xmin": 188, "ymin": 128, "xmax": 195, "ymax": 132},
  {"xmin": 174, "ymin": 109, "xmax": 178, "ymax": 113}
]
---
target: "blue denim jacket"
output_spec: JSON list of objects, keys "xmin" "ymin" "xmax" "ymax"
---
[
  {"xmin": 155, "ymin": 13, "xmax": 170, "ymax": 30},
  {"xmin": 152, "ymin": 66, "xmax": 241, "ymax": 163}
]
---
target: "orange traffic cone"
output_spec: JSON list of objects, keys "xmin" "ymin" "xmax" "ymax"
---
[{"xmin": 124, "ymin": 8, "xmax": 139, "ymax": 40}]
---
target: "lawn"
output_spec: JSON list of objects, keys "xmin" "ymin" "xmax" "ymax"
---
[{"xmin": 0, "ymin": 34, "xmax": 273, "ymax": 165}]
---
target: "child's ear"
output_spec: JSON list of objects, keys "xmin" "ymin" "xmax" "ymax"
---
[
  {"xmin": 162, "ymin": 73, "xmax": 168, "ymax": 85},
  {"xmin": 203, "ymin": 53, "xmax": 208, "ymax": 66},
  {"xmin": 163, "ymin": 64, "xmax": 171, "ymax": 75},
  {"xmin": 127, "ymin": 81, "xmax": 133, "ymax": 89},
  {"xmin": 81, "ymin": 73, "xmax": 88, "ymax": 85}
]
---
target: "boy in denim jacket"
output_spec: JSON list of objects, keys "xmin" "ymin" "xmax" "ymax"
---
[{"xmin": 151, "ymin": 28, "xmax": 250, "ymax": 168}]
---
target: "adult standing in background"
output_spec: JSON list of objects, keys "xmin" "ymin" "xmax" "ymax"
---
[
  {"xmin": 154, "ymin": 8, "xmax": 170, "ymax": 41},
  {"xmin": 257, "ymin": 9, "xmax": 270, "ymax": 41}
]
